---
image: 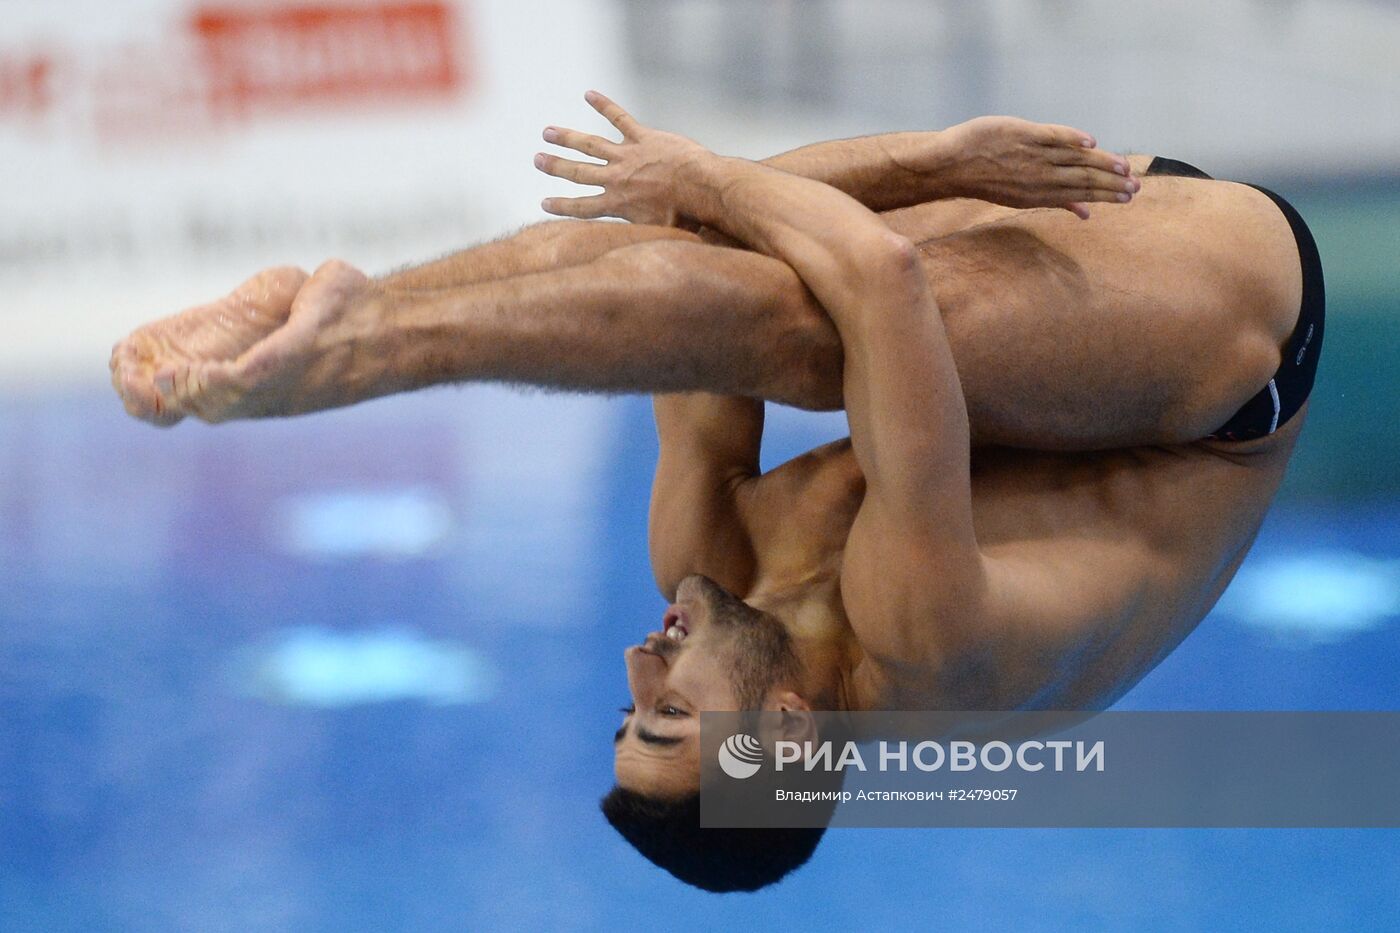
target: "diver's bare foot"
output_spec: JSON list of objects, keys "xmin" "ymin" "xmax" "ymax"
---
[
  {"xmin": 113, "ymin": 260, "xmax": 379, "ymax": 425},
  {"xmin": 110, "ymin": 266, "xmax": 308, "ymax": 426}
]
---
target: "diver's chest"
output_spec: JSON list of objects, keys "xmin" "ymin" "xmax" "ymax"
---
[{"xmin": 752, "ymin": 441, "xmax": 866, "ymax": 567}]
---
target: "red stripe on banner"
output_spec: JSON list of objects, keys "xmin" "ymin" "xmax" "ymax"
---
[
  {"xmin": 0, "ymin": 51, "xmax": 57, "ymax": 118},
  {"xmin": 190, "ymin": 2, "xmax": 467, "ymax": 115}
]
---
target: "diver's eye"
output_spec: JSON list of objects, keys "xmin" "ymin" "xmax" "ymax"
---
[
  {"xmin": 659, "ymin": 705, "xmax": 683, "ymax": 717},
  {"xmin": 619, "ymin": 705, "xmax": 635, "ymax": 715}
]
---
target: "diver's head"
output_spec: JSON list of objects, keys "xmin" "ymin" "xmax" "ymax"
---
[
  {"xmin": 614, "ymin": 575, "xmax": 807, "ymax": 794},
  {"xmin": 605, "ymin": 574, "xmax": 845, "ymax": 891},
  {"xmin": 599, "ymin": 785, "xmax": 829, "ymax": 893}
]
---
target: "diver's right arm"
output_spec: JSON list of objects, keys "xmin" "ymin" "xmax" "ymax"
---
[{"xmin": 738, "ymin": 118, "xmax": 1138, "ymax": 218}]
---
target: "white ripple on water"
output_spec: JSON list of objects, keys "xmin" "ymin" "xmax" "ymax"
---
[
  {"xmin": 1217, "ymin": 551, "xmax": 1400, "ymax": 644},
  {"xmin": 230, "ymin": 626, "xmax": 497, "ymax": 707}
]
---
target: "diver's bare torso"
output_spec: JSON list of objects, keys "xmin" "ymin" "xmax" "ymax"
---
[
  {"xmin": 740, "ymin": 414, "xmax": 1299, "ymax": 712},
  {"xmin": 891, "ymin": 155, "xmax": 1303, "ymax": 448},
  {"xmin": 702, "ymin": 158, "xmax": 1307, "ymax": 712}
]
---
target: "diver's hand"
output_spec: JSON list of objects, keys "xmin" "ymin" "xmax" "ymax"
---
[
  {"xmin": 534, "ymin": 90, "xmax": 712, "ymax": 228},
  {"xmin": 111, "ymin": 260, "xmax": 383, "ymax": 425},
  {"xmin": 939, "ymin": 116, "xmax": 1139, "ymax": 219}
]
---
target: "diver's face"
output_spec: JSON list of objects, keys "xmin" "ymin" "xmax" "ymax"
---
[{"xmin": 613, "ymin": 575, "xmax": 798, "ymax": 798}]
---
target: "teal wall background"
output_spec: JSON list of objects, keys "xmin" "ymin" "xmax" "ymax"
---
[{"xmin": 1271, "ymin": 181, "xmax": 1397, "ymax": 502}]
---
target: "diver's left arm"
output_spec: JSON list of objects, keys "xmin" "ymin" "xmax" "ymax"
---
[
  {"xmin": 803, "ymin": 229, "xmax": 992, "ymax": 671},
  {"xmin": 648, "ymin": 393, "xmax": 764, "ymax": 599},
  {"xmin": 539, "ymin": 94, "xmax": 993, "ymax": 666}
]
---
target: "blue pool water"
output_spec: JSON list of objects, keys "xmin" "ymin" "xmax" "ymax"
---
[{"xmin": 2, "ymin": 386, "xmax": 1398, "ymax": 932}]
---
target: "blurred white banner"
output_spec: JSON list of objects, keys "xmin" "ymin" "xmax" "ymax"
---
[
  {"xmin": 624, "ymin": 0, "xmax": 1400, "ymax": 177},
  {"xmin": 0, "ymin": 0, "xmax": 630, "ymax": 384}
]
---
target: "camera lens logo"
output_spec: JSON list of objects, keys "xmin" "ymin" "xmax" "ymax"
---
[{"xmin": 718, "ymin": 733, "xmax": 764, "ymax": 779}]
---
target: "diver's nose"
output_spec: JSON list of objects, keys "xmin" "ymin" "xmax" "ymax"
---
[
  {"xmin": 642, "ymin": 632, "xmax": 679, "ymax": 660},
  {"xmin": 624, "ymin": 645, "xmax": 666, "ymax": 707}
]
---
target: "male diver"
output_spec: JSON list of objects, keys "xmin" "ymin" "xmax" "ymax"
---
[{"xmin": 110, "ymin": 94, "xmax": 1323, "ymax": 892}]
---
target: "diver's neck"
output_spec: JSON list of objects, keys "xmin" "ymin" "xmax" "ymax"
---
[
  {"xmin": 797, "ymin": 635, "xmax": 867, "ymax": 714},
  {"xmin": 748, "ymin": 571, "xmax": 864, "ymax": 713},
  {"xmin": 746, "ymin": 567, "xmax": 843, "ymax": 642}
]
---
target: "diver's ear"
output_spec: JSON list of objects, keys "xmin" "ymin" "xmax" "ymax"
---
[
  {"xmin": 771, "ymin": 690, "xmax": 816, "ymax": 746},
  {"xmin": 772, "ymin": 689, "xmax": 810, "ymax": 713}
]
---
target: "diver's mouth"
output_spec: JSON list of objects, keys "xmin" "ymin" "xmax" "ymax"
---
[{"xmin": 662, "ymin": 605, "xmax": 690, "ymax": 642}]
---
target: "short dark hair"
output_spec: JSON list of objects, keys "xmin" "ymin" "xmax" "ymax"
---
[{"xmin": 600, "ymin": 786, "xmax": 824, "ymax": 893}]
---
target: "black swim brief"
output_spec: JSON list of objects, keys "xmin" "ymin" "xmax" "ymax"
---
[{"xmin": 1145, "ymin": 156, "xmax": 1325, "ymax": 442}]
